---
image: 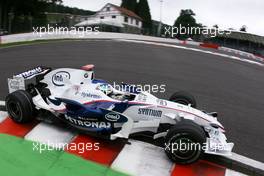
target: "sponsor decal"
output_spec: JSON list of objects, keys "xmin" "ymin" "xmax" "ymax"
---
[
  {"xmin": 8, "ymin": 77, "xmax": 25, "ymax": 93},
  {"xmin": 65, "ymin": 115, "xmax": 111, "ymax": 128},
  {"xmin": 177, "ymin": 104, "xmax": 184, "ymax": 108},
  {"xmin": 76, "ymin": 116, "xmax": 98, "ymax": 121},
  {"xmin": 84, "ymin": 73, "xmax": 89, "ymax": 78},
  {"xmin": 52, "ymin": 71, "xmax": 70, "ymax": 86},
  {"xmin": 16, "ymin": 67, "xmax": 44, "ymax": 79},
  {"xmin": 138, "ymin": 108, "xmax": 162, "ymax": 117},
  {"xmin": 9, "ymin": 80, "xmax": 20, "ymax": 90},
  {"xmin": 156, "ymin": 99, "xmax": 167, "ymax": 106},
  {"xmin": 75, "ymin": 92, "xmax": 102, "ymax": 99},
  {"xmin": 105, "ymin": 113, "xmax": 120, "ymax": 122},
  {"xmin": 73, "ymin": 85, "xmax": 81, "ymax": 92},
  {"xmin": 9, "ymin": 78, "xmax": 23, "ymax": 90},
  {"xmin": 137, "ymin": 94, "xmax": 147, "ymax": 102}
]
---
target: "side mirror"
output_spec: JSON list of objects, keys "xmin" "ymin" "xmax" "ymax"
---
[{"xmin": 207, "ymin": 112, "xmax": 218, "ymax": 117}]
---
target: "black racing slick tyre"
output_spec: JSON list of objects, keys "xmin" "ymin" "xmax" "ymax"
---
[
  {"xmin": 164, "ymin": 120, "xmax": 206, "ymax": 164},
  {"xmin": 5, "ymin": 90, "xmax": 35, "ymax": 123},
  {"xmin": 169, "ymin": 91, "xmax": 197, "ymax": 108}
]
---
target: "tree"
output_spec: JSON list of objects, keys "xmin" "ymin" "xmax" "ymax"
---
[
  {"xmin": 213, "ymin": 24, "xmax": 219, "ymax": 29},
  {"xmin": 0, "ymin": 0, "xmax": 62, "ymax": 17},
  {"xmin": 240, "ymin": 25, "xmax": 247, "ymax": 32},
  {"xmin": 136, "ymin": 0, "xmax": 152, "ymax": 34},
  {"xmin": 173, "ymin": 9, "xmax": 201, "ymax": 40},
  {"xmin": 0, "ymin": 0, "xmax": 65, "ymax": 33},
  {"xmin": 121, "ymin": 0, "xmax": 137, "ymax": 12}
]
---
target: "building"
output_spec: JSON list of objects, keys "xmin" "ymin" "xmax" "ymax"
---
[{"xmin": 75, "ymin": 3, "xmax": 143, "ymax": 34}]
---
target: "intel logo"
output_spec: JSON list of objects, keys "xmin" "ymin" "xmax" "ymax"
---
[
  {"xmin": 105, "ymin": 113, "xmax": 120, "ymax": 122},
  {"xmin": 52, "ymin": 71, "xmax": 70, "ymax": 86}
]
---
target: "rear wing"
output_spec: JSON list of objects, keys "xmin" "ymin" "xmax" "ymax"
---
[{"xmin": 8, "ymin": 66, "xmax": 51, "ymax": 93}]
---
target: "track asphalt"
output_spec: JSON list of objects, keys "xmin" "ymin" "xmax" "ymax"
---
[{"xmin": 0, "ymin": 40, "xmax": 263, "ymax": 162}]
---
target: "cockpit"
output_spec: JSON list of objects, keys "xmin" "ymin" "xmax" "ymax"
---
[
  {"xmin": 97, "ymin": 83, "xmax": 136, "ymax": 101},
  {"xmin": 81, "ymin": 64, "xmax": 136, "ymax": 101}
]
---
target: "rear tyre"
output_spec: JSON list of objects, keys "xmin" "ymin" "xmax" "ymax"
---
[
  {"xmin": 164, "ymin": 120, "xmax": 206, "ymax": 164},
  {"xmin": 5, "ymin": 90, "xmax": 35, "ymax": 123},
  {"xmin": 169, "ymin": 91, "xmax": 197, "ymax": 108}
]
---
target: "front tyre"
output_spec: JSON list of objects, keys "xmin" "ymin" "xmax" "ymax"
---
[
  {"xmin": 164, "ymin": 120, "xmax": 206, "ymax": 164},
  {"xmin": 5, "ymin": 90, "xmax": 35, "ymax": 123},
  {"xmin": 169, "ymin": 91, "xmax": 197, "ymax": 108}
]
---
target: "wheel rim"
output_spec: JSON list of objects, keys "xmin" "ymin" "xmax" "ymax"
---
[
  {"xmin": 168, "ymin": 134, "xmax": 201, "ymax": 161},
  {"xmin": 7, "ymin": 101, "xmax": 22, "ymax": 121}
]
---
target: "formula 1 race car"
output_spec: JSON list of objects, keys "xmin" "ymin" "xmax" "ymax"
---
[{"xmin": 6, "ymin": 65, "xmax": 234, "ymax": 164}]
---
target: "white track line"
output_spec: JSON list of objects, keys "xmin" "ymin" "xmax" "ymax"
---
[
  {"xmin": 225, "ymin": 169, "xmax": 248, "ymax": 176},
  {"xmin": 228, "ymin": 152, "xmax": 264, "ymax": 172},
  {"xmin": 0, "ymin": 111, "xmax": 7, "ymax": 123},
  {"xmin": 25, "ymin": 122, "xmax": 76, "ymax": 149},
  {"xmin": 118, "ymin": 39, "xmax": 264, "ymax": 67},
  {"xmin": 0, "ymin": 101, "xmax": 5, "ymax": 106},
  {"xmin": 111, "ymin": 140, "xmax": 174, "ymax": 176}
]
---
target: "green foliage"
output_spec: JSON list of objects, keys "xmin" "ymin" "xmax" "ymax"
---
[
  {"xmin": 213, "ymin": 24, "xmax": 219, "ymax": 29},
  {"xmin": 0, "ymin": 0, "xmax": 48, "ymax": 16},
  {"xmin": 121, "ymin": 0, "xmax": 137, "ymax": 12},
  {"xmin": 120, "ymin": 0, "xmax": 152, "ymax": 34},
  {"xmin": 173, "ymin": 9, "xmax": 202, "ymax": 40},
  {"xmin": 46, "ymin": 3, "xmax": 95, "ymax": 16},
  {"xmin": 240, "ymin": 25, "xmax": 247, "ymax": 32},
  {"xmin": 0, "ymin": 0, "xmax": 95, "ymax": 33},
  {"xmin": 136, "ymin": 0, "xmax": 152, "ymax": 33}
]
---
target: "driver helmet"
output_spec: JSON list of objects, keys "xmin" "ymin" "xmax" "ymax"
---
[{"xmin": 98, "ymin": 83, "xmax": 113, "ymax": 95}]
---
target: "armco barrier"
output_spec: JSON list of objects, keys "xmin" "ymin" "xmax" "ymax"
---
[
  {"xmin": 219, "ymin": 46, "xmax": 264, "ymax": 62},
  {"xmin": 0, "ymin": 32, "xmax": 184, "ymax": 45},
  {"xmin": 0, "ymin": 32, "xmax": 204, "ymax": 47},
  {"xmin": 254, "ymin": 54, "xmax": 264, "ymax": 62},
  {"xmin": 180, "ymin": 40, "xmax": 201, "ymax": 46}
]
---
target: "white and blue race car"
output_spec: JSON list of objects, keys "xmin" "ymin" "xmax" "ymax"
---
[{"xmin": 6, "ymin": 65, "xmax": 234, "ymax": 164}]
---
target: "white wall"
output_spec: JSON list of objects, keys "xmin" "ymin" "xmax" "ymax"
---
[
  {"xmin": 86, "ymin": 4, "xmax": 142, "ymax": 28},
  {"xmin": 122, "ymin": 16, "xmax": 142, "ymax": 28}
]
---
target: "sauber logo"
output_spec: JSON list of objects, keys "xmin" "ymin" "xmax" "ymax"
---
[{"xmin": 105, "ymin": 113, "xmax": 120, "ymax": 122}]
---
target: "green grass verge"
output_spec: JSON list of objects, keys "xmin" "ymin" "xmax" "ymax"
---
[{"xmin": 0, "ymin": 133, "xmax": 128, "ymax": 176}]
